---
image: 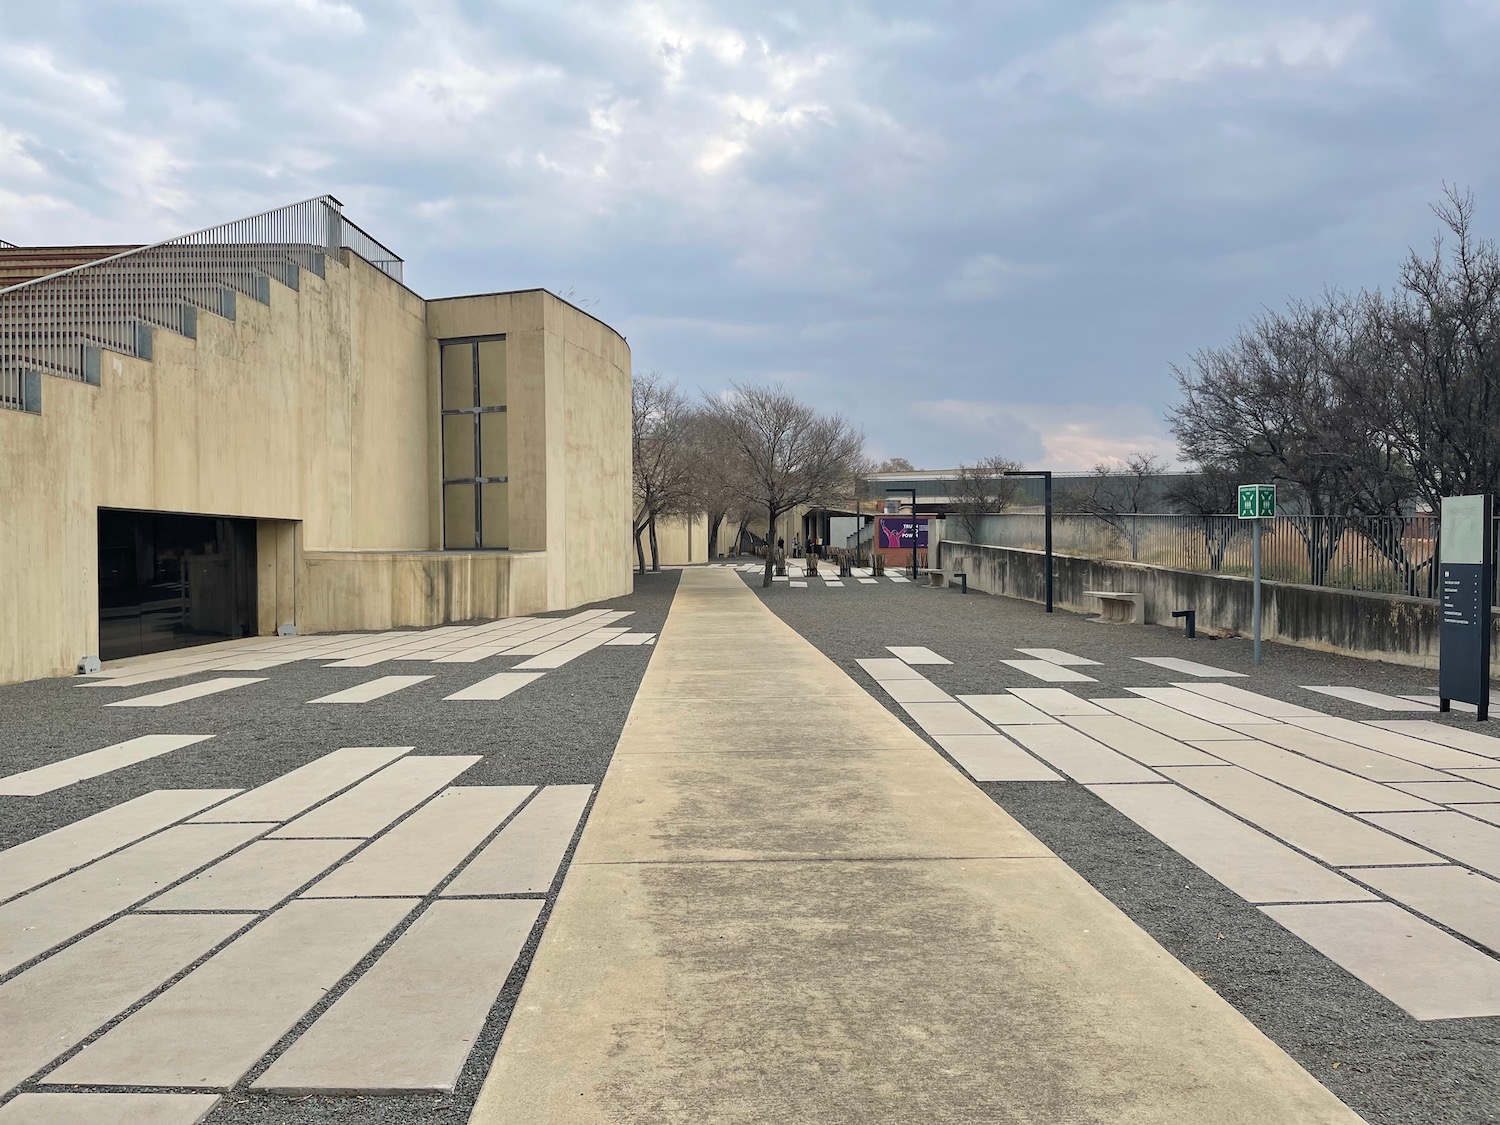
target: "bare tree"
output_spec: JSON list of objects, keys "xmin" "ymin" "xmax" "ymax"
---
[
  {"xmin": 875, "ymin": 456, "xmax": 916, "ymax": 473},
  {"xmin": 951, "ymin": 455, "xmax": 1025, "ymax": 541},
  {"xmin": 631, "ymin": 372, "xmax": 698, "ymax": 573},
  {"xmin": 1164, "ymin": 461, "xmax": 1249, "ymax": 571},
  {"xmin": 700, "ymin": 382, "xmax": 866, "ymax": 587},
  {"xmin": 1073, "ymin": 453, "xmax": 1168, "ymax": 561}
]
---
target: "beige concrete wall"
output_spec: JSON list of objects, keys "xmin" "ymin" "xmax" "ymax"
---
[
  {"xmin": 645, "ymin": 514, "xmax": 708, "ymax": 566},
  {"xmin": 2, "ymin": 269, "xmax": 632, "ymax": 684},
  {"xmin": 426, "ymin": 290, "xmax": 632, "ymax": 610},
  {"xmin": 299, "ymin": 549, "xmax": 549, "ymax": 632}
]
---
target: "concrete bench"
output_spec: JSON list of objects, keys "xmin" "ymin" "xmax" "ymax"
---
[
  {"xmin": 1084, "ymin": 590, "xmax": 1142, "ymax": 625},
  {"xmin": 925, "ymin": 569, "xmax": 969, "ymax": 593}
]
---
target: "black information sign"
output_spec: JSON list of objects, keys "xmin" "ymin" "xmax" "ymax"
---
[{"xmin": 1438, "ymin": 494, "xmax": 1493, "ymax": 721}]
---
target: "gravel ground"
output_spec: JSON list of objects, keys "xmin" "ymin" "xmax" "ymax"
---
[
  {"xmin": 0, "ymin": 570, "xmax": 679, "ymax": 1125},
  {"xmin": 744, "ymin": 570, "xmax": 1500, "ymax": 1125}
]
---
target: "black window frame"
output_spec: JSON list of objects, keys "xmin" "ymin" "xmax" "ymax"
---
[{"xmin": 440, "ymin": 334, "xmax": 508, "ymax": 550}]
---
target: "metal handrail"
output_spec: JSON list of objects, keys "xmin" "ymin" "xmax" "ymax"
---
[
  {"xmin": 0, "ymin": 239, "xmax": 15, "ymax": 249},
  {"xmin": 0, "ymin": 195, "xmax": 404, "ymax": 413}
]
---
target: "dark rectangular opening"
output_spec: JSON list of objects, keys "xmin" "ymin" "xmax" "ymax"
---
[{"xmin": 98, "ymin": 508, "xmax": 258, "ymax": 661}]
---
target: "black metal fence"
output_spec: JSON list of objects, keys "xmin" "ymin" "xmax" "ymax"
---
[{"xmin": 951, "ymin": 512, "xmax": 1500, "ymax": 603}]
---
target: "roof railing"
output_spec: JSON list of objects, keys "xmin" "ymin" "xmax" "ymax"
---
[{"xmin": 0, "ymin": 195, "xmax": 403, "ymax": 413}]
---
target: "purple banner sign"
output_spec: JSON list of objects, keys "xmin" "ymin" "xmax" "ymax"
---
[{"xmin": 877, "ymin": 517, "xmax": 928, "ymax": 550}]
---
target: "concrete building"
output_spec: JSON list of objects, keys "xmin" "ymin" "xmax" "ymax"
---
[{"xmin": 0, "ymin": 195, "xmax": 632, "ymax": 684}]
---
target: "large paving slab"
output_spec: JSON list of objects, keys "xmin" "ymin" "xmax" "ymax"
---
[
  {"xmin": 45, "ymin": 898, "xmax": 416, "ymax": 1089},
  {"xmin": 191, "ymin": 746, "xmax": 411, "ymax": 823},
  {"xmin": 0, "ymin": 913, "xmax": 250, "ymax": 1093},
  {"xmin": 1061, "ymin": 715, "xmax": 1222, "ymax": 766},
  {"xmin": 1088, "ymin": 784, "xmax": 1373, "ymax": 904},
  {"xmin": 1094, "ymin": 697, "xmax": 1240, "ymax": 740},
  {"xmin": 1345, "ymin": 865, "xmax": 1500, "ymax": 955},
  {"xmin": 930, "ymin": 734, "xmax": 1065, "ymax": 782},
  {"xmin": 143, "ymin": 839, "xmax": 360, "ymax": 911},
  {"xmin": 0, "ymin": 1093, "xmax": 222, "ymax": 1124},
  {"xmin": 305, "ymin": 786, "xmax": 532, "ymax": 897},
  {"xmin": 443, "ymin": 786, "xmax": 594, "ymax": 894},
  {"xmin": 0, "ymin": 823, "xmax": 264, "ymax": 974},
  {"xmin": 308, "ymin": 675, "xmax": 432, "ymax": 704},
  {"xmin": 255, "ymin": 900, "xmax": 541, "ymax": 1092},
  {"xmin": 1128, "ymin": 687, "xmax": 1281, "ymax": 726},
  {"xmin": 997, "ymin": 725, "xmax": 1160, "ymax": 783},
  {"xmin": 1285, "ymin": 717, "xmax": 1495, "ymax": 769},
  {"xmin": 1172, "ymin": 682, "xmax": 1321, "ymax": 717},
  {"xmin": 1190, "ymin": 740, "xmax": 1440, "ymax": 812},
  {"xmin": 956, "ymin": 694, "xmax": 1060, "ymax": 725},
  {"xmin": 1360, "ymin": 811, "xmax": 1500, "ymax": 878},
  {"xmin": 1368, "ymin": 720, "xmax": 1500, "ymax": 758},
  {"xmin": 1159, "ymin": 767, "xmax": 1438, "ymax": 867},
  {"xmin": 1262, "ymin": 901, "xmax": 1500, "ymax": 1020},
  {"xmin": 106, "ymin": 677, "xmax": 265, "ymax": 708},
  {"xmin": 470, "ymin": 567, "xmax": 1362, "ymax": 1125},
  {"xmin": 0, "ymin": 735, "xmax": 214, "ymax": 797},
  {"xmin": 1222, "ymin": 724, "xmax": 1448, "ymax": 783},
  {"xmin": 269, "ymin": 755, "xmax": 480, "ymax": 838},
  {"xmin": 0, "ymin": 790, "xmax": 240, "ymax": 902}
]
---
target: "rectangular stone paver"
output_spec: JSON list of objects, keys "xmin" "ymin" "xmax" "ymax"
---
[
  {"xmin": 191, "ymin": 747, "xmax": 411, "ymax": 824},
  {"xmin": 1006, "ymin": 688, "xmax": 1109, "ymax": 717},
  {"xmin": 1223, "ymin": 724, "xmax": 1447, "ymax": 783},
  {"xmin": 0, "ymin": 823, "xmax": 264, "ymax": 974},
  {"xmin": 308, "ymin": 675, "xmax": 432, "ymax": 704},
  {"xmin": 1159, "ymin": 767, "xmax": 1439, "ymax": 867},
  {"xmin": 1133, "ymin": 657, "xmax": 1246, "ymax": 678},
  {"xmin": 305, "ymin": 786, "xmax": 532, "ymax": 897},
  {"xmin": 999, "ymin": 726, "xmax": 1159, "ymax": 784},
  {"xmin": 1171, "ymin": 683, "xmax": 1322, "ymax": 717},
  {"xmin": 1014, "ymin": 648, "xmax": 1099, "ymax": 666},
  {"xmin": 957, "ymin": 695, "xmax": 1060, "ymax": 725},
  {"xmin": 0, "ymin": 1094, "xmax": 222, "ymax": 1125},
  {"xmin": 1193, "ymin": 741, "xmax": 1439, "ymax": 812},
  {"xmin": 1000, "ymin": 659, "xmax": 1097, "ymax": 683},
  {"xmin": 143, "ymin": 840, "xmax": 360, "ymax": 911},
  {"xmin": 1302, "ymin": 686, "xmax": 1435, "ymax": 711},
  {"xmin": 0, "ymin": 790, "xmax": 240, "ymax": 902},
  {"xmin": 45, "ymin": 898, "xmax": 416, "ymax": 1089},
  {"xmin": 875, "ymin": 678, "xmax": 952, "ymax": 704},
  {"xmin": 1360, "ymin": 811, "xmax": 1500, "ymax": 878},
  {"xmin": 1128, "ymin": 687, "xmax": 1280, "ymax": 726},
  {"xmin": 1369, "ymin": 721, "xmax": 1500, "ymax": 758},
  {"xmin": 106, "ymin": 678, "xmax": 265, "ymax": 708},
  {"xmin": 269, "ymin": 756, "xmax": 480, "ymax": 838},
  {"xmin": 931, "ymin": 735, "xmax": 1063, "ymax": 782},
  {"xmin": 0, "ymin": 735, "xmax": 214, "ymax": 797},
  {"xmin": 1391, "ymin": 780, "xmax": 1500, "ymax": 804},
  {"xmin": 1095, "ymin": 697, "xmax": 1239, "ymax": 740},
  {"xmin": 1262, "ymin": 901, "xmax": 1500, "ymax": 1020},
  {"xmin": 1346, "ymin": 865, "xmax": 1500, "ymax": 955},
  {"xmin": 444, "ymin": 786, "xmax": 593, "ymax": 894},
  {"xmin": 899, "ymin": 701, "xmax": 994, "ymax": 737},
  {"xmin": 1089, "ymin": 784, "xmax": 1374, "ymax": 904},
  {"xmin": 855, "ymin": 658, "xmax": 924, "ymax": 681},
  {"xmin": 1285, "ymin": 717, "xmax": 1494, "ymax": 769},
  {"xmin": 886, "ymin": 646, "xmax": 950, "ymax": 665},
  {"xmin": 0, "ymin": 914, "xmax": 250, "ymax": 1094},
  {"xmin": 1063, "ymin": 716, "xmax": 1222, "ymax": 766},
  {"xmin": 515, "ymin": 629, "xmax": 628, "ymax": 670},
  {"xmin": 255, "ymin": 900, "xmax": 541, "ymax": 1092},
  {"xmin": 444, "ymin": 672, "xmax": 546, "ymax": 701}
]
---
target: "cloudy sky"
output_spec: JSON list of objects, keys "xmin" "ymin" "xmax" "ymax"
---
[{"xmin": 2, "ymin": 1, "xmax": 1497, "ymax": 469}]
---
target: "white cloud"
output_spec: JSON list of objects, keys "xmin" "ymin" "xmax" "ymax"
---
[
  {"xmin": 988, "ymin": 2, "xmax": 1376, "ymax": 104},
  {"xmin": 911, "ymin": 399, "xmax": 1178, "ymax": 471}
]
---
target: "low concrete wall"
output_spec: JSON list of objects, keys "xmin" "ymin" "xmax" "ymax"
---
[
  {"xmin": 299, "ymin": 549, "xmax": 550, "ymax": 633},
  {"xmin": 940, "ymin": 540, "xmax": 1500, "ymax": 674}
]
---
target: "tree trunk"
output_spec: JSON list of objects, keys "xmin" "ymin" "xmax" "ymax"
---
[
  {"xmin": 634, "ymin": 523, "xmax": 647, "ymax": 574},
  {"xmin": 707, "ymin": 512, "xmax": 723, "ymax": 560},
  {"xmin": 734, "ymin": 519, "xmax": 748, "ymax": 556},
  {"xmin": 648, "ymin": 515, "xmax": 661, "ymax": 572},
  {"xmin": 763, "ymin": 505, "xmax": 777, "ymax": 588}
]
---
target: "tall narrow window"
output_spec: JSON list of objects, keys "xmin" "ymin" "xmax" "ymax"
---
[{"xmin": 440, "ymin": 336, "xmax": 508, "ymax": 548}]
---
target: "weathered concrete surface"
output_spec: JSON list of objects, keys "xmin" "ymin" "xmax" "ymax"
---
[{"xmin": 470, "ymin": 567, "xmax": 1365, "ymax": 1125}]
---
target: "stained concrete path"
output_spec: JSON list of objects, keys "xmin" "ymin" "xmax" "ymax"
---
[{"xmin": 470, "ymin": 567, "xmax": 1364, "ymax": 1125}]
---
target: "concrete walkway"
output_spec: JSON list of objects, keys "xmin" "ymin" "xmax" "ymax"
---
[{"xmin": 470, "ymin": 568, "xmax": 1364, "ymax": 1125}]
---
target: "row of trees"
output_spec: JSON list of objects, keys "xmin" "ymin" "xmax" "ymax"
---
[
  {"xmin": 1170, "ymin": 186, "xmax": 1500, "ymax": 586},
  {"xmin": 632, "ymin": 375, "xmax": 865, "ymax": 587}
]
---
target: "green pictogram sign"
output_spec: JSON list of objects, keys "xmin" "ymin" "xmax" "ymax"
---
[{"xmin": 1238, "ymin": 484, "xmax": 1275, "ymax": 519}]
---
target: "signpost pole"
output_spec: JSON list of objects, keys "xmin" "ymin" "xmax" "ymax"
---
[{"xmin": 1252, "ymin": 518, "xmax": 1262, "ymax": 667}]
